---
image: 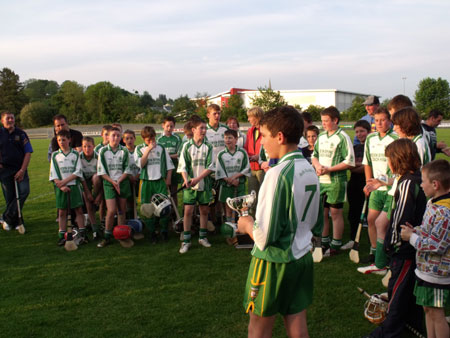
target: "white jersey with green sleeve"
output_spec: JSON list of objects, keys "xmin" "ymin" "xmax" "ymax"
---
[
  {"xmin": 127, "ymin": 149, "xmax": 140, "ymax": 177},
  {"xmin": 134, "ymin": 143, "xmax": 174, "ymax": 181},
  {"xmin": 94, "ymin": 143, "xmax": 106, "ymax": 155},
  {"xmin": 258, "ymin": 145, "xmax": 269, "ymax": 165},
  {"xmin": 206, "ymin": 123, "xmax": 228, "ymax": 161},
  {"xmin": 49, "ymin": 148, "xmax": 83, "ymax": 186},
  {"xmin": 412, "ymin": 134, "xmax": 431, "ymax": 165},
  {"xmin": 312, "ymin": 128, "xmax": 355, "ymax": 184},
  {"xmin": 252, "ymin": 150, "xmax": 321, "ymax": 263},
  {"xmin": 80, "ymin": 152, "xmax": 98, "ymax": 181},
  {"xmin": 362, "ymin": 129, "xmax": 398, "ymax": 191},
  {"xmin": 97, "ymin": 144, "xmax": 132, "ymax": 181},
  {"xmin": 215, "ymin": 147, "xmax": 251, "ymax": 183},
  {"xmin": 177, "ymin": 139, "xmax": 214, "ymax": 191},
  {"xmin": 157, "ymin": 133, "xmax": 182, "ymax": 156}
]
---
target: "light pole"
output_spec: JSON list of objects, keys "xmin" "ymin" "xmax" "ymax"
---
[{"xmin": 402, "ymin": 77, "xmax": 407, "ymax": 95}]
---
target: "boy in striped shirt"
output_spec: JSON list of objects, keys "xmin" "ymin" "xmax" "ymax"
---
[
  {"xmin": 135, "ymin": 126, "xmax": 174, "ymax": 242},
  {"xmin": 49, "ymin": 130, "xmax": 86, "ymax": 246},
  {"xmin": 97, "ymin": 127, "xmax": 133, "ymax": 247},
  {"xmin": 177, "ymin": 118, "xmax": 215, "ymax": 254},
  {"xmin": 237, "ymin": 106, "xmax": 321, "ymax": 337},
  {"xmin": 215, "ymin": 129, "xmax": 250, "ymax": 223},
  {"xmin": 312, "ymin": 106, "xmax": 355, "ymax": 254}
]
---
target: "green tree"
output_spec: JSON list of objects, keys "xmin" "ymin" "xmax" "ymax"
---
[
  {"xmin": 0, "ymin": 68, "xmax": 27, "ymax": 116},
  {"xmin": 84, "ymin": 81, "xmax": 124, "ymax": 123},
  {"xmin": 140, "ymin": 91, "xmax": 154, "ymax": 108},
  {"xmin": 154, "ymin": 94, "xmax": 168, "ymax": 108},
  {"xmin": 111, "ymin": 94, "xmax": 143, "ymax": 122},
  {"xmin": 20, "ymin": 101, "xmax": 54, "ymax": 128},
  {"xmin": 249, "ymin": 87, "xmax": 287, "ymax": 112},
  {"xmin": 52, "ymin": 81, "xmax": 85, "ymax": 124},
  {"xmin": 304, "ymin": 104, "xmax": 325, "ymax": 122},
  {"xmin": 23, "ymin": 79, "xmax": 59, "ymax": 102},
  {"xmin": 172, "ymin": 95, "xmax": 196, "ymax": 113},
  {"xmin": 343, "ymin": 96, "xmax": 366, "ymax": 121},
  {"xmin": 222, "ymin": 94, "xmax": 246, "ymax": 121},
  {"xmin": 414, "ymin": 77, "xmax": 450, "ymax": 118}
]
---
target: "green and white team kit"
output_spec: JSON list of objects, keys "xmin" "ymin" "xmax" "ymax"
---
[
  {"xmin": 134, "ymin": 143, "xmax": 174, "ymax": 180},
  {"xmin": 49, "ymin": 148, "xmax": 83, "ymax": 185},
  {"xmin": 97, "ymin": 145, "xmax": 132, "ymax": 180}
]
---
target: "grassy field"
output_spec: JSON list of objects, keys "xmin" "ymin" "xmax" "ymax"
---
[{"xmin": 0, "ymin": 129, "xmax": 449, "ymax": 338}]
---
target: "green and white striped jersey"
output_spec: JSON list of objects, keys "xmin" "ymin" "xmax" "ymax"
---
[
  {"xmin": 252, "ymin": 150, "xmax": 321, "ymax": 263},
  {"xmin": 134, "ymin": 143, "xmax": 174, "ymax": 181},
  {"xmin": 177, "ymin": 139, "xmax": 214, "ymax": 191},
  {"xmin": 362, "ymin": 129, "xmax": 398, "ymax": 191},
  {"xmin": 49, "ymin": 148, "xmax": 82, "ymax": 185},
  {"xmin": 127, "ymin": 148, "xmax": 140, "ymax": 177},
  {"xmin": 94, "ymin": 143, "xmax": 106, "ymax": 155},
  {"xmin": 157, "ymin": 133, "xmax": 182, "ymax": 156},
  {"xmin": 412, "ymin": 134, "xmax": 431, "ymax": 165},
  {"xmin": 312, "ymin": 128, "xmax": 355, "ymax": 184},
  {"xmin": 215, "ymin": 147, "xmax": 250, "ymax": 184},
  {"xmin": 80, "ymin": 152, "xmax": 98, "ymax": 181},
  {"xmin": 206, "ymin": 123, "xmax": 228, "ymax": 161},
  {"xmin": 97, "ymin": 144, "xmax": 132, "ymax": 181}
]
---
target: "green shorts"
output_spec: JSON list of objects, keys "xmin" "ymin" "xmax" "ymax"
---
[
  {"xmin": 243, "ymin": 252, "xmax": 313, "ymax": 317},
  {"xmin": 414, "ymin": 281, "xmax": 450, "ymax": 308},
  {"xmin": 320, "ymin": 181, "xmax": 347, "ymax": 205},
  {"xmin": 54, "ymin": 183, "xmax": 84, "ymax": 209},
  {"xmin": 369, "ymin": 190, "xmax": 388, "ymax": 212},
  {"xmin": 218, "ymin": 183, "xmax": 246, "ymax": 203},
  {"xmin": 103, "ymin": 179, "xmax": 131, "ymax": 200},
  {"xmin": 139, "ymin": 178, "xmax": 168, "ymax": 204},
  {"xmin": 183, "ymin": 188, "xmax": 212, "ymax": 206}
]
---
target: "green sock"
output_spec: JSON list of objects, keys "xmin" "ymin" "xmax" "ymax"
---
[
  {"xmin": 321, "ymin": 236, "xmax": 331, "ymax": 249},
  {"xmin": 330, "ymin": 238, "xmax": 342, "ymax": 250},
  {"xmin": 199, "ymin": 229, "xmax": 207, "ymax": 239},
  {"xmin": 183, "ymin": 231, "xmax": 191, "ymax": 244},
  {"xmin": 91, "ymin": 223, "xmax": 99, "ymax": 233},
  {"xmin": 375, "ymin": 239, "xmax": 388, "ymax": 268},
  {"xmin": 370, "ymin": 246, "xmax": 376, "ymax": 255},
  {"xmin": 104, "ymin": 230, "xmax": 112, "ymax": 240},
  {"xmin": 59, "ymin": 230, "xmax": 66, "ymax": 239}
]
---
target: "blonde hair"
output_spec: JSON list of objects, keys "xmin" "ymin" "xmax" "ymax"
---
[{"xmin": 247, "ymin": 107, "xmax": 264, "ymax": 120}]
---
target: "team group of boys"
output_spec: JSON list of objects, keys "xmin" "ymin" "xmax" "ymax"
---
[
  {"xmin": 48, "ymin": 97, "xmax": 449, "ymax": 337},
  {"xmin": 49, "ymin": 104, "xmax": 251, "ymax": 252}
]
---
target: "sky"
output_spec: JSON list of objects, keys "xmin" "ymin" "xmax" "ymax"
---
[{"xmin": 1, "ymin": 0, "xmax": 450, "ymax": 101}]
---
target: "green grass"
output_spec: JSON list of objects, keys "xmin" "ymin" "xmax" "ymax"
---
[{"xmin": 1, "ymin": 130, "xmax": 449, "ymax": 338}]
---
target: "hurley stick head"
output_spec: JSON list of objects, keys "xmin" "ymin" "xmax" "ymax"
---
[
  {"xmin": 349, "ymin": 248, "xmax": 360, "ymax": 263},
  {"xmin": 119, "ymin": 238, "xmax": 134, "ymax": 248},
  {"xmin": 226, "ymin": 191, "xmax": 256, "ymax": 217}
]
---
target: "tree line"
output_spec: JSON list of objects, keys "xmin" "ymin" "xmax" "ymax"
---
[{"xmin": 0, "ymin": 67, "xmax": 448, "ymax": 128}]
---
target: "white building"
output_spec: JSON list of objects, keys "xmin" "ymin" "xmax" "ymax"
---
[{"xmin": 207, "ymin": 88, "xmax": 375, "ymax": 112}]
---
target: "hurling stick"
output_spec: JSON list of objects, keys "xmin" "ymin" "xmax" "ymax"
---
[
  {"xmin": 349, "ymin": 197, "xmax": 368, "ymax": 263},
  {"xmin": 14, "ymin": 180, "xmax": 25, "ymax": 234},
  {"xmin": 312, "ymin": 237, "xmax": 323, "ymax": 263},
  {"xmin": 131, "ymin": 185, "xmax": 144, "ymax": 240},
  {"xmin": 381, "ymin": 269, "xmax": 391, "ymax": 288},
  {"xmin": 64, "ymin": 191, "xmax": 78, "ymax": 251}
]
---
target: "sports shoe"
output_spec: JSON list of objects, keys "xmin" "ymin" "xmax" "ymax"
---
[
  {"xmin": 323, "ymin": 248, "xmax": 338, "ymax": 257},
  {"xmin": 340, "ymin": 240, "xmax": 354, "ymax": 250},
  {"xmin": 15, "ymin": 225, "xmax": 25, "ymax": 234},
  {"xmin": 92, "ymin": 231, "xmax": 101, "ymax": 241},
  {"xmin": 199, "ymin": 238, "xmax": 212, "ymax": 248},
  {"xmin": 357, "ymin": 264, "xmax": 387, "ymax": 275},
  {"xmin": 2, "ymin": 221, "xmax": 11, "ymax": 231},
  {"xmin": 360, "ymin": 254, "xmax": 375, "ymax": 264},
  {"xmin": 97, "ymin": 238, "xmax": 111, "ymax": 248},
  {"xmin": 57, "ymin": 237, "xmax": 66, "ymax": 246},
  {"xmin": 179, "ymin": 242, "xmax": 191, "ymax": 254}
]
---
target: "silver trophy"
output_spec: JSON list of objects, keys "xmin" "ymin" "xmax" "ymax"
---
[{"xmin": 226, "ymin": 190, "xmax": 257, "ymax": 217}]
